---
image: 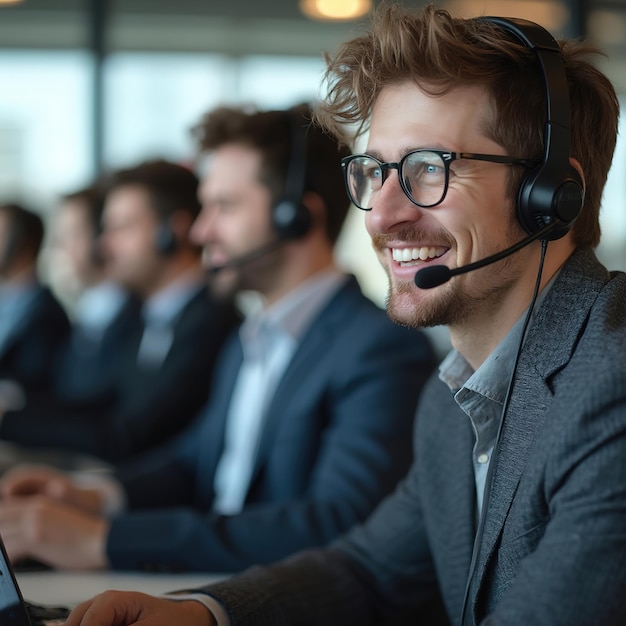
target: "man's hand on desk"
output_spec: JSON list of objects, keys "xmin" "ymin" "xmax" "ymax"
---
[
  {"xmin": 0, "ymin": 494, "xmax": 109, "ymax": 569},
  {"xmin": 65, "ymin": 591, "xmax": 216, "ymax": 626},
  {"xmin": 0, "ymin": 465, "xmax": 104, "ymax": 515}
]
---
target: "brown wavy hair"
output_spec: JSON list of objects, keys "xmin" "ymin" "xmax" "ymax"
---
[{"xmin": 315, "ymin": 3, "xmax": 619, "ymax": 249}]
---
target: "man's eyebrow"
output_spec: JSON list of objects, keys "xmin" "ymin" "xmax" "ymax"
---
[
  {"xmin": 359, "ymin": 149, "xmax": 382, "ymax": 160},
  {"xmin": 364, "ymin": 144, "xmax": 451, "ymax": 160}
]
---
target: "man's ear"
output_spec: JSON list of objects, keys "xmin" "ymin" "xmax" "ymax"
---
[
  {"xmin": 301, "ymin": 191, "xmax": 326, "ymax": 233},
  {"xmin": 570, "ymin": 157, "xmax": 586, "ymax": 195},
  {"xmin": 169, "ymin": 209, "xmax": 195, "ymax": 243}
]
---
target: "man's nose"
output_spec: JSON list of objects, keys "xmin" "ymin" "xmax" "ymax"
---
[
  {"xmin": 366, "ymin": 173, "xmax": 425, "ymax": 235},
  {"xmin": 190, "ymin": 207, "xmax": 216, "ymax": 245}
]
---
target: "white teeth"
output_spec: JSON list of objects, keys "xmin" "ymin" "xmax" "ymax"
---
[{"xmin": 392, "ymin": 246, "xmax": 446, "ymax": 263}]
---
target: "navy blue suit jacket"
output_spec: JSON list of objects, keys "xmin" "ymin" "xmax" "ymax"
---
[
  {"xmin": 0, "ymin": 285, "xmax": 70, "ymax": 398},
  {"xmin": 52, "ymin": 292, "xmax": 143, "ymax": 404},
  {"xmin": 106, "ymin": 276, "xmax": 436, "ymax": 572}
]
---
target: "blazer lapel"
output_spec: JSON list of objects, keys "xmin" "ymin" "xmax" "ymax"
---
[
  {"xmin": 433, "ymin": 394, "xmax": 479, "ymax": 617},
  {"xmin": 194, "ymin": 337, "xmax": 245, "ymax": 506},
  {"xmin": 469, "ymin": 249, "xmax": 611, "ymax": 611},
  {"xmin": 245, "ymin": 278, "xmax": 359, "ymax": 494}
]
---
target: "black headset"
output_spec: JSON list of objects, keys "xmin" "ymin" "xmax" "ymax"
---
[
  {"xmin": 89, "ymin": 200, "xmax": 106, "ymax": 266},
  {"xmin": 0, "ymin": 211, "xmax": 19, "ymax": 273},
  {"xmin": 459, "ymin": 17, "xmax": 586, "ymax": 625},
  {"xmin": 154, "ymin": 222, "xmax": 177, "ymax": 256},
  {"xmin": 270, "ymin": 109, "xmax": 313, "ymax": 241},
  {"xmin": 480, "ymin": 16, "xmax": 584, "ymax": 241}
]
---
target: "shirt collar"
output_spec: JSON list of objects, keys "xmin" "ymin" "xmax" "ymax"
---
[
  {"xmin": 0, "ymin": 280, "xmax": 40, "ymax": 313},
  {"xmin": 439, "ymin": 268, "xmax": 560, "ymax": 400},
  {"xmin": 76, "ymin": 282, "xmax": 128, "ymax": 329},
  {"xmin": 240, "ymin": 268, "xmax": 347, "ymax": 346},
  {"xmin": 141, "ymin": 269, "xmax": 206, "ymax": 327},
  {"xmin": 0, "ymin": 274, "xmax": 39, "ymax": 299}
]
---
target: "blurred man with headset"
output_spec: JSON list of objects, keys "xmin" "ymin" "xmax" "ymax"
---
[
  {"xmin": 0, "ymin": 103, "xmax": 435, "ymax": 574},
  {"xmin": 47, "ymin": 183, "xmax": 142, "ymax": 406},
  {"xmin": 0, "ymin": 202, "xmax": 70, "ymax": 412}
]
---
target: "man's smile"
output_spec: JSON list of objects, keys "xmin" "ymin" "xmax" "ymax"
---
[{"xmin": 390, "ymin": 245, "xmax": 448, "ymax": 266}]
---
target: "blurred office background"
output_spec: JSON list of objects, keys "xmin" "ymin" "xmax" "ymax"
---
[{"xmin": 0, "ymin": 0, "xmax": 625, "ymax": 319}]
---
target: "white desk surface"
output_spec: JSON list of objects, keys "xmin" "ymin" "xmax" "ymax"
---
[{"xmin": 16, "ymin": 571, "xmax": 225, "ymax": 608}]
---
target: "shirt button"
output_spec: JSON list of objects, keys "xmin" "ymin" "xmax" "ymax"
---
[{"xmin": 477, "ymin": 453, "xmax": 489, "ymax": 464}]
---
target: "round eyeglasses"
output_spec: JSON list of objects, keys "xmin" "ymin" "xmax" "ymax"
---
[{"xmin": 341, "ymin": 149, "xmax": 539, "ymax": 211}]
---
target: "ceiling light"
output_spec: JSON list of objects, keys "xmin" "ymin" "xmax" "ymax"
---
[
  {"xmin": 300, "ymin": 0, "xmax": 372, "ymax": 22},
  {"xmin": 0, "ymin": 0, "xmax": 25, "ymax": 4}
]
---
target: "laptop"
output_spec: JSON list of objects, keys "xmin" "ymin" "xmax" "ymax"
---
[{"xmin": 0, "ymin": 534, "xmax": 70, "ymax": 626}]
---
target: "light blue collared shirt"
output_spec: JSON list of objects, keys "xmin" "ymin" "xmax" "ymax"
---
[
  {"xmin": 75, "ymin": 282, "xmax": 128, "ymax": 338},
  {"xmin": 438, "ymin": 272, "xmax": 558, "ymax": 517}
]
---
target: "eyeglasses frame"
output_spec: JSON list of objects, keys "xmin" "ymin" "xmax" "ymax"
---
[{"xmin": 341, "ymin": 149, "xmax": 540, "ymax": 211}]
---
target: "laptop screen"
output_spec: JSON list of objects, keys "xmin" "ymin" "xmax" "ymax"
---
[{"xmin": 0, "ymin": 535, "xmax": 32, "ymax": 626}]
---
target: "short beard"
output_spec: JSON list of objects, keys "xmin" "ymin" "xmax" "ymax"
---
[
  {"xmin": 385, "ymin": 278, "xmax": 474, "ymax": 329},
  {"xmin": 382, "ymin": 232, "xmax": 523, "ymax": 330},
  {"xmin": 236, "ymin": 241, "xmax": 286, "ymax": 294}
]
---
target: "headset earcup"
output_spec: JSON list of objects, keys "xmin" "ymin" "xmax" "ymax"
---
[
  {"xmin": 272, "ymin": 199, "xmax": 312, "ymax": 240},
  {"xmin": 154, "ymin": 223, "xmax": 177, "ymax": 255},
  {"xmin": 517, "ymin": 163, "xmax": 584, "ymax": 241}
]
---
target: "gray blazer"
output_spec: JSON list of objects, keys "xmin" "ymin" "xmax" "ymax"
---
[{"xmin": 200, "ymin": 248, "xmax": 626, "ymax": 626}]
